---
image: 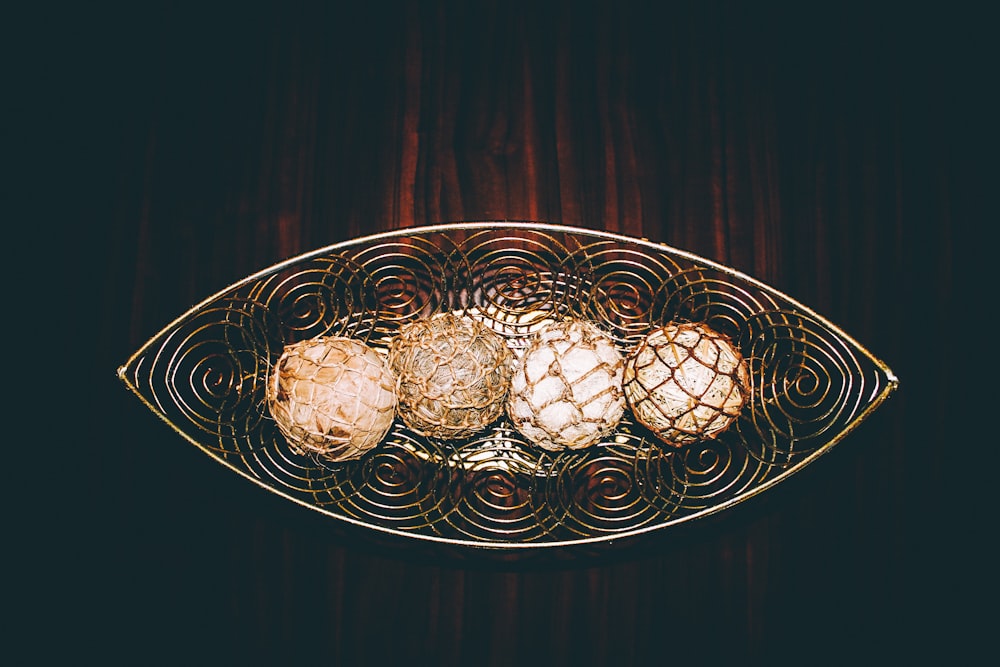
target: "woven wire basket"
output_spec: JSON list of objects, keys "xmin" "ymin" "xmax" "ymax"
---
[{"xmin": 118, "ymin": 222, "xmax": 898, "ymax": 553}]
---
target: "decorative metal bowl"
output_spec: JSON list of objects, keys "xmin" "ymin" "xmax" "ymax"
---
[{"xmin": 118, "ymin": 222, "xmax": 898, "ymax": 553}]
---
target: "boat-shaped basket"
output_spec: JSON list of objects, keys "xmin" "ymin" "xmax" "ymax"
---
[{"xmin": 118, "ymin": 222, "xmax": 898, "ymax": 554}]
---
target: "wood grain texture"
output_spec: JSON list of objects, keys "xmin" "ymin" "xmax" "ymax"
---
[{"xmin": 51, "ymin": 0, "xmax": 976, "ymax": 663}]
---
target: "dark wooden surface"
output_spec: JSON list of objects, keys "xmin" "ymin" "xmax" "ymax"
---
[{"xmin": 41, "ymin": 0, "xmax": 977, "ymax": 663}]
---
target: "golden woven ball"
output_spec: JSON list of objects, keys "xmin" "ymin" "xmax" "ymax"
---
[
  {"xmin": 267, "ymin": 336, "xmax": 397, "ymax": 462},
  {"xmin": 624, "ymin": 322, "xmax": 749, "ymax": 447},
  {"xmin": 388, "ymin": 313, "xmax": 514, "ymax": 439},
  {"xmin": 508, "ymin": 318, "xmax": 626, "ymax": 451}
]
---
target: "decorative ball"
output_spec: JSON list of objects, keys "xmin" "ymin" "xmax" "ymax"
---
[
  {"xmin": 624, "ymin": 322, "xmax": 749, "ymax": 447},
  {"xmin": 389, "ymin": 313, "xmax": 514, "ymax": 439},
  {"xmin": 266, "ymin": 336, "xmax": 397, "ymax": 462},
  {"xmin": 508, "ymin": 319, "xmax": 626, "ymax": 451}
]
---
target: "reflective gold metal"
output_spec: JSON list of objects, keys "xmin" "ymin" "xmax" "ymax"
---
[{"xmin": 118, "ymin": 222, "xmax": 898, "ymax": 552}]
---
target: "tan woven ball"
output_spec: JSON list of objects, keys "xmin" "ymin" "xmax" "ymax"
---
[
  {"xmin": 624, "ymin": 322, "xmax": 749, "ymax": 447},
  {"xmin": 389, "ymin": 313, "xmax": 514, "ymax": 439},
  {"xmin": 267, "ymin": 336, "xmax": 397, "ymax": 462},
  {"xmin": 508, "ymin": 319, "xmax": 626, "ymax": 451}
]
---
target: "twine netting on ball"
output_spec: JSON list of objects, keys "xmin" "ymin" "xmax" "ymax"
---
[
  {"xmin": 624, "ymin": 322, "xmax": 749, "ymax": 447},
  {"xmin": 389, "ymin": 313, "xmax": 514, "ymax": 439},
  {"xmin": 267, "ymin": 336, "xmax": 398, "ymax": 462},
  {"xmin": 508, "ymin": 318, "xmax": 626, "ymax": 451}
]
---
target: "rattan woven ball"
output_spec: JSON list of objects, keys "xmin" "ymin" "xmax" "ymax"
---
[
  {"xmin": 624, "ymin": 322, "xmax": 749, "ymax": 447},
  {"xmin": 389, "ymin": 313, "xmax": 514, "ymax": 439},
  {"xmin": 267, "ymin": 336, "xmax": 397, "ymax": 462},
  {"xmin": 508, "ymin": 318, "xmax": 626, "ymax": 451}
]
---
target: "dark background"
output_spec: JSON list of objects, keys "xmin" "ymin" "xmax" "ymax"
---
[{"xmin": 25, "ymin": 0, "xmax": 978, "ymax": 664}]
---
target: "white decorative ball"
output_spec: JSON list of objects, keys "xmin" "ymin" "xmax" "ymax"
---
[
  {"xmin": 624, "ymin": 322, "xmax": 749, "ymax": 446},
  {"xmin": 267, "ymin": 336, "xmax": 398, "ymax": 462},
  {"xmin": 508, "ymin": 319, "xmax": 626, "ymax": 451}
]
